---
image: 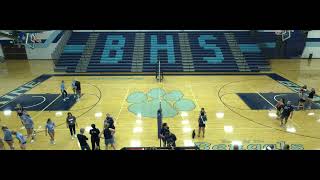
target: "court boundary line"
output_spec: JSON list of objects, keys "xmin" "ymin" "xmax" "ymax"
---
[
  {"xmin": 115, "ymin": 86, "xmax": 130, "ymax": 125},
  {"xmin": 217, "ymin": 79, "xmax": 320, "ymax": 140},
  {"xmin": 0, "ymin": 74, "xmax": 52, "ymax": 109}
]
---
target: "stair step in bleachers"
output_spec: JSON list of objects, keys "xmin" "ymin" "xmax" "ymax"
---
[{"xmin": 55, "ymin": 31, "xmax": 271, "ymax": 73}]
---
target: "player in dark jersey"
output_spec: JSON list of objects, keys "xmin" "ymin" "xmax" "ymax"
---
[
  {"xmin": 66, "ymin": 112, "xmax": 78, "ymax": 139},
  {"xmin": 77, "ymin": 128, "xmax": 90, "ymax": 150},
  {"xmin": 75, "ymin": 80, "xmax": 81, "ymax": 101},
  {"xmin": 198, "ymin": 108, "xmax": 207, "ymax": 138},
  {"xmin": 275, "ymin": 98, "xmax": 285, "ymax": 118},
  {"xmin": 104, "ymin": 113, "xmax": 115, "ymax": 129},
  {"xmin": 307, "ymin": 88, "xmax": 316, "ymax": 109},
  {"xmin": 280, "ymin": 101, "xmax": 294, "ymax": 127},
  {"xmin": 165, "ymin": 130, "xmax": 177, "ymax": 149},
  {"xmin": 159, "ymin": 123, "xmax": 169, "ymax": 147},
  {"xmin": 101, "ymin": 123, "xmax": 116, "ymax": 150},
  {"xmin": 89, "ymin": 124, "xmax": 100, "ymax": 150}
]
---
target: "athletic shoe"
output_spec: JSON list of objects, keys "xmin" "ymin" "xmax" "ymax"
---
[
  {"xmin": 71, "ymin": 137, "xmax": 74, "ymax": 140},
  {"xmin": 63, "ymin": 99, "xmax": 66, "ymax": 102},
  {"xmin": 74, "ymin": 134, "xmax": 77, "ymax": 138},
  {"xmin": 30, "ymin": 140, "xmax": 34, "ymax": 143},
  {"xmin": 66, "ymin": 97, "xmax": 69, "ymax": 100}
]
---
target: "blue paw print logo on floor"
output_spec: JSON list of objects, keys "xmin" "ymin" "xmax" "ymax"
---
[{"xmin": 127, "ymin": 88, "xmax": 196, "ymax": 118}]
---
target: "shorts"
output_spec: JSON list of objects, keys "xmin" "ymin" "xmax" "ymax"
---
[
  {"xmin": 105, "ymin": 138, "xmax": 115, "ymax": 145},
  {"xmin": 299, "ymin": 98, "xmax": 306, "ymax": 103},
  {"xmin": 199, "ymin": 123, "xmax": 206, "ymax": 128},
  {"xmin": 25, "ymin": 124, "xmax": 34, "ymax": 129},
  {"xmin": 21, "ymin": 141, "xmax": 27, "ymax": 145},
  {"xmin": 280, "ymin": 114, "xmax": 289, "ymax": 120}
]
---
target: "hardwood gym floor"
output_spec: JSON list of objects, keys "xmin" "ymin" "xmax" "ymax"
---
[{"xmin": 0, "ymin": 59, "xmax": 319, "ymax": 150}]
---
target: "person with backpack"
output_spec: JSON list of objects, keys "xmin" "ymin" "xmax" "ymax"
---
[
  {"xmin": 198, "ymin": 108, "xmax": 207, "ymax": 138},
  {"xmin": 89, "ymin": 124, "xmax": 100, "ymax": 150}
]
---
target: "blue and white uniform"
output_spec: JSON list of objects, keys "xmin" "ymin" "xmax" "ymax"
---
[
  {"xmin": 61, "ymin": 82, "xmax": 65, "ymax": 92},
  {"xmin": 46, "ymin": 122, "xmax": 55, "ymax": 133},
  {"xmin": 3, "ymin": 129, "xmax": 13, "ymax": 141},
  {"xmin": 21, "ymin": 114, "xmax": 34, "ymax": 129},
  {"xmin": 15, "ymin": 132, "xmax": 27, "ymax": 144}
]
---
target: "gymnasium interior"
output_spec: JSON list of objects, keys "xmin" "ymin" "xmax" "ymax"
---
[{"xmin": 0, "ymin": 30, "xmax": 319, "ymax": 150}]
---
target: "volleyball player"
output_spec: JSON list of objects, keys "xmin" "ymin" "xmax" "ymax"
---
[
  {"xmin": 275, "ymin": 98, "xmax": 285, "ymax": 118},
  {"xmin": 77, "ymin": 128, "xmax": 90, "ymax": 150},
  {"xmin": 66, "ymin": 112, "xmax": 77, "ymax": 139},
  {"xmin": 159, "ymin": 123, "xmax": 169, "ymax": 147},
  {"xmin": 71, "ymin": 79, "xmax": 77, "ymax": 98},
  {"xmin": 198, "ymin": 108, "xmax": 207, "ymax": 138},
  {"xmin": 21, "ymin": 112, "xmax": 36, "ymax": 143},
  {"xmin": 280, "ymin": 101, "xmax": 294, "ymax": 127},
  {"xmin": 165, "ymin": 129, "xmax": 177, "ymax": 149},
  {"xmin": 45, "ymin": 118, "xmax": 56, "ymax": 144},
  {"xmin": 75, "ymin": 80, "xmax": 81, "ymax": 100},
  {"xmin": 307, "ymin": 88, "xmax": 316, "ymax": 109},
  {"xmin": 1, "ymin": 126, "xmax": 14, "ymax": 150},
  {"xmin": 11, "ymin": 131, "xmax": 27, "ymax": 150},
  {"xmin": 60, "ymin": 80, "xmax": 69, "ymax": 101},
  {"xmin": 298, "ymin": 85, "xmax": 307, "ymax": 110},
  {"xmin": 104, "ymin": 113, "xmax": 115, "ymax": 129},
  {"xmin": 15, "ymin": 103, "xmax": 25, "ymax": 125},
  {"xmin": 89, "ymin": 124, "xmax": 100, "ymax": 150},
  {"xmin": 102, "ymin": 123, "xmax": 116, "ymax": 150}
]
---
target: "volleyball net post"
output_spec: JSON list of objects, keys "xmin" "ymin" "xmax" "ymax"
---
[{"xmin": 155, "ymin": 59, "xmax": 163, "ymax": 82}]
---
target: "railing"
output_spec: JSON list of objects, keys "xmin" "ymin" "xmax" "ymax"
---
[{"xmin": 51, "ymin": 30, "xmax": 72, "ymax": 64}]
